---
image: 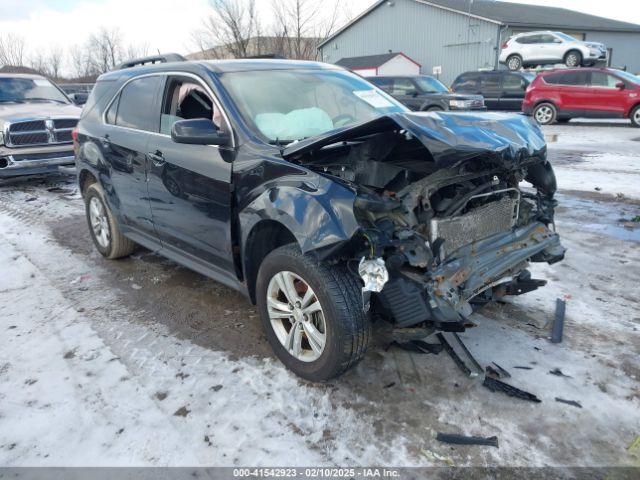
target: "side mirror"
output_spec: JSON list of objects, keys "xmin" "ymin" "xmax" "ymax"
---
[
  {"xmin": 615, "ymin": 81, "xmax": 625, "ymax": 90},
  {"xmin": 70, "ymin": 92, "xmax": 88, "ymax": 105},
  {"xmin": 553, "ymin": 38, "xmax": 562, "ymax": 43},
  {"xmin": 171, "ymin": 118, "xmax": 230, "ymax": 146},
  {"xmin": 405, "ymin": 89, "xmax": 420, "ymax": 97}
]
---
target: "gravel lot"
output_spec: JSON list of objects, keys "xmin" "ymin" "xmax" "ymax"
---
[{"xmin": 1, "ymin": 121, "xmax": 639, "ymax": 467}]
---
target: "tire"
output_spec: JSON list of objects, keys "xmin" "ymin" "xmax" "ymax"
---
[
  {"xmin": 84, "ymin": 183, "xmax": 136, "ymax": 259},
  {"xmin": 506, "ymin": 55, "xmax": 522, "ymax": 71},
  {"xmin": 424, "ymin": 105, "xmax": 444, "ymax": 112},
  {"xmin": 631, "ymin": 105, "xmax": 640, "ymax": 128},
  {"xmin": 256, "ymin": 244, "xmax": 371, "ymax": 382},
  {"xmin": 564, "ymin": 50, "xmax": 582, "ymax": 68},
  {"xmin": 533, "ymin": 102, "xmax": 557, "ymax": 125}
]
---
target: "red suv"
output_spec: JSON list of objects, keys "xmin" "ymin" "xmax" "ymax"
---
[{"xmin": 523, "ymin": 68, "xmax": 640, "ymax": 127}]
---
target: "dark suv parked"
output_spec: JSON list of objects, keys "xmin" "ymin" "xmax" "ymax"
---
[
  {"xmin": 75, "ymin": 58, "xmax": 564, "ymax": 381},
  {"xmin": 451, "ymin": 70, "xmax": 537, "ymax": 111},
  {"xmin": 368, "ymin": 75, "xmax": 485, "ymax": 111}
]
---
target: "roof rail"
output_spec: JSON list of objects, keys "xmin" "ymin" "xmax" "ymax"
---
[{"xmin": 115, "ymin": 53, "xmax": 187, "ymax": 70}]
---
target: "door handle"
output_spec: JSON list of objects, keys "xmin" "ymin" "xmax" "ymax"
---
[{"xmin": 148, "ymin": 151, "xmax": 165, "ymax": 167}]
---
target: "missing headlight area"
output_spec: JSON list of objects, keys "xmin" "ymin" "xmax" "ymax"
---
[{"xmin": 288, "ymin": 112, "xmax": 566, "ymax": 333}]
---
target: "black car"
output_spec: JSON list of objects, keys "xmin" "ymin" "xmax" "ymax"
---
[
  {"xmin": 368, "ymin": 75, "xmax": 485, "ymax": 112},
  {"xmin": 75, "ymin": 57, "xmax": 564, "ymax": 382},
  {"xmin": 451, "ymin": 70, "xmax": 537, "ymax": 111}
]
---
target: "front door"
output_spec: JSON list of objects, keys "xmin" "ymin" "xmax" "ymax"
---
[
  {"xmin": 588, "ymin": 71, "xmax": 627, "ymax": 117},
  {"xmin": 145, "ymin": 75, "xmax": 236, "ymax": 274},
  {"xmin": 102, "ymin": 75, "xmax": 163, "ymax": 239},
  {"xmin": 391, "ymin": 77, "xmax": 423, "ymax": 110}
]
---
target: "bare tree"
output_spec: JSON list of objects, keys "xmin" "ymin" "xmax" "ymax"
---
[
  {"xmin": 0, "ymin": 33, "xmax": 27, "ymax": 66},
  {"xmin": 30, "ymin": 46, "xmax": 64, "ymax": 79},
  {"xmin": 192, "ymin": 0, "xmax": 261, "ymax": 59},
  {"xmin": 271, "ymin": 0, "xmax": 343, "ymax": 60},
  {"xmin": 86, "ymin": 27, "xmax": 124, "ymax": 74}
]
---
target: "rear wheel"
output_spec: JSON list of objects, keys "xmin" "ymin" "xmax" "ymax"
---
[
  {"xmin": 533, "ymin": 102, "xmax": 557, "ymax": 125},
  {"xmin": 424, "ymin": 105, "xmax": 444, "ymax": 112},
  {"xmin": 256, "ymin": 244, "xmax": 370, "ymax": 382},
  {"xmin": 84, "ymin": 183, "xmax": 136, "ymax": 259},
  {"xmin": 506, "ymin": 55, "xmax": 522, "ymax": 71},
  {"xmin": 565, "ymin": 50, "xmax": 582, "ymax": 67},
  {"xmin": 631, "ymin": 105, "xmax": 640, "ymax": 128}
]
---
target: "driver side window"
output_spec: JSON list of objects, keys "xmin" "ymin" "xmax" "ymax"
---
[{"xmin": 160, "ymin": 76, "xmax": 223, "ymax": 135}]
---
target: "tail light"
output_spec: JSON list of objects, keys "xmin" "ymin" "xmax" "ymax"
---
[
  {"xmin": 72, "ymin": 127, "xmax": 79, "ymax": 144},
  {"xmin": 501, "ymin": 42, "xmax": 508, "ymax": 49}
]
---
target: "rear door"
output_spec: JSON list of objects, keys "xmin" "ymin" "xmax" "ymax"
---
[
  {"xmin": 588, "ymin": 71, "xmax": 627, "ymax": 116},
  {"xmin": 102, "ymin": 75, "xmax": 163, "ymax": 240},
  {"xmin": 479, "ymin": 73, "xmax": 502, "ymax": 110},
  {"xmin": 500, "ymin": 73, "xmax": 527, "ymax": 111},
  {"xmin": 556, "ymin": 71, "xmax": 591, "ymax": 113},
  {"xmin": 145, "ymin": 74, "xmax": 236, "ymax": 274},
  {"xmin": 451, "ymin": 72, "xmax": 479, "ymax": 94}
]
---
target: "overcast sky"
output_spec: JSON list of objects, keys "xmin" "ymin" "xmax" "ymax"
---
[{"xmin": 1, "ymin": 0, "xmax": 639, "ymax": 73}]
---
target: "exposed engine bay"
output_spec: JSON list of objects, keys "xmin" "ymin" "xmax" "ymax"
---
[{"xmin": 284, "ymin": 112, "xmax": 566, "ymax": 333}]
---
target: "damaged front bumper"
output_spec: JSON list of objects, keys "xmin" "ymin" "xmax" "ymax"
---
[
  {"xmin": 0, "ymin": 145, "xmax": 75, "ymax": 178},
  {"xmin": 376, "ymin": 221, "xmax": 565, "ymax": 331}
]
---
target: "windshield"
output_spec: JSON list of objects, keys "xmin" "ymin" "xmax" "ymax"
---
[
  {"xmin": 0, "ymin": 77, "xmax": 70, "ymax": 104},
  {"xmin": 414, "ymin": 76, "xmax": 449, "ymax": 93},
  {"xmin": 218, "ymin": 69, "xmax": 407, "ymax": 142},
  {"xmin": 554, "ymin": 32, "xmax": 576, "ymax": 42},
  {"xmin": 614, "ymin": 70, "xmax": 640, "ymax": 85}
]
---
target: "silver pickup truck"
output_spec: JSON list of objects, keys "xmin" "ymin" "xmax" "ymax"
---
[{"xmin": 1, "ymin": 73, "xmax": 82, "ymax": 178}]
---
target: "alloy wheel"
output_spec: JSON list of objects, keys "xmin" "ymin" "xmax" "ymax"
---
[
  {"xmin": 535, "ymin": 105, "xmax": 554, "ymax": 124},
  {"xmin": 508, "ymin": 56, "xmax": 521, "ymax": 70},
  {"xmin": 566, "ymin": 54, "xmax": 580, "ymax": 67},
  {"xmin": 266, "ymin": 271, "xmax": 327, "ymax": 362},
  {"xmin": 634, "ymin": 109, "xmax": 640, "ymax": 125},
  {"xmin": 89, "ymin": 196, "xmax": 111, "ymax": 249}
]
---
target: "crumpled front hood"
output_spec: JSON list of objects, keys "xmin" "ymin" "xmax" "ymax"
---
[
  {"xmin": 282, "ymin": 111, "xmax": 546, "ymax": 169},
  {"xmin": 0, "ymin": 102, "xmax": 81, "ymax": 128}
]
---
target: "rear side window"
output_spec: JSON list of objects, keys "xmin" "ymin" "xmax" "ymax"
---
[
  {"xmin": 544, "ymin": 71, "xmax": 589, "ymax": 86},
  {"xmin": 452, "ymin": 73, "xmax": 478, "ymax": 91},
  {"xmin": 480, "ymin": 75, "xmax": 500, "ymax": 90},
  {"xmin": 369, "ymin": 77, "xmax": 392, "ymax": 90},
  {"xmin": 114, "ymin": 76, "xmax": 162, "ymax": 131}
]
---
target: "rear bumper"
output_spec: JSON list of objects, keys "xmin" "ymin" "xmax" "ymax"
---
[{"xmin": 0, "ymin": 148, "xmax": 75, "ymax": 178}]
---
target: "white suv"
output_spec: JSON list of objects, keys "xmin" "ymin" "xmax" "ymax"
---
[{"xmin": 499, "ymin": 31, "xmax": 607, "ymax": 71}]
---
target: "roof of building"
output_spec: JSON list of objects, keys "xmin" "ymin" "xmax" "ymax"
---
[
  {"xmin": 335, "ymin": 52, "xmax": 418, "ymax": 69},
  {"xmin": 319, "ymin": 0, "xmax": 640, "ymax": 48}
]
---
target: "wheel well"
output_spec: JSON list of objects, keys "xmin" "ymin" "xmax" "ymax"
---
[
  {"xmin": 507, "ymin": 53, "xmax": 522, "ymax": 59},
  {"xmin": 534, "ymin": 100, "xmax": 556, "ymax": 109},
  {"xmin": 421, "ymin": 105, "xmax": 443, "ymax": 112},
  {"xmin": 564, "ymin": 49, "xmax": 582, "ymax": 61},
  {"xmin": 79, "ymin": 170, "xmax": 98, "ymax": 197},
  {"xmin": 244, "ymin": 220, "xmax": 297, "ymax": 304}
]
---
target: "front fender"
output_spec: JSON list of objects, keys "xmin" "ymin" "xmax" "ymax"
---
[{"xmin": 239, "ymin": 175, "xmax": 360, "ymax": 254}]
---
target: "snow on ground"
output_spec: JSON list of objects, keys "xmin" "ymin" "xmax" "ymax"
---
[
  {"xmin": 0, "ymin": 207, "xmax": 418, "ymax": 466},
  {"xmin": 0, "ymin": 121, "xmax": 639, "ymax": 468}
]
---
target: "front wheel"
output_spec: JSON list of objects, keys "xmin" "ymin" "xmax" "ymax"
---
[
  {"xmin": 565, "ymin": 51, "xmax": 582, "ymax": 67},
  {"xmin": 533, "ymin": 102, "xmax": 557, "ymax": 125},
  {"xmin": 84, "ymin": 183, "xmax": 136, "ymax": 259},
  {"xmin": 631, "ymin": 105, "xmax": 640, "ymax": 128},
  {"xmin": 256, "ymin": 244, "xmax": 370, "ymax": 382}
]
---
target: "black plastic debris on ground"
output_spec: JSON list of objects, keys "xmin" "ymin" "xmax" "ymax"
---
[
  {"xmin": 555, "ymin": 397, "xmax": 582, "ymax": 408},
  {"xmin": 491, "ymin": 362, "xmax": 511, "ymax": 378},
  {"xmin": 437, "ymin": 332, "xmax": 483, "ymax": 378},
  {"xmin": 436, "ymin": 432, "xmax": 499, "ymax": 448},
  {"xmin": 386, "ymin": 339, "xmax": 443, "ymax": 355},
  {"xmin": 551, "ymin": 298, "xmax": 566, "ymax": 343},
  {"xmin": 549, "ymin": 367, "xmax": 572, "ymax": 378},
  {"xmin": 482, "ymin": 376, "xmax": 542, "ymax": 403},
  {"xmin": 513, "ymin": 366, "xmax": 533, "ymax": 370}
]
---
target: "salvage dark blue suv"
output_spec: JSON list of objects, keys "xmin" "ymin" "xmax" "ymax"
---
[{"xmin": 75, "ymin": 57, "xmax": 565, "ymax": 381}]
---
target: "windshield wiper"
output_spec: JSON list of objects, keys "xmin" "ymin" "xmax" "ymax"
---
[{"xmin": 0, "ymin": 99, "xmax": 25, "ymax": 104}]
